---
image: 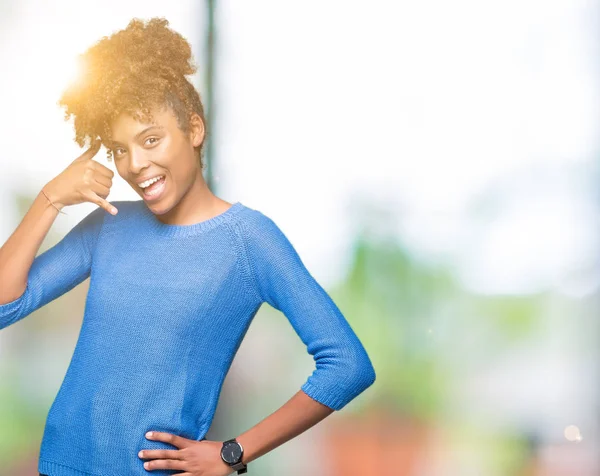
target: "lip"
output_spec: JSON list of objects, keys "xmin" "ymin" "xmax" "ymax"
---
[{"xmin": 140, "ymin": 176, "xmax": 167, "ymax": 202}]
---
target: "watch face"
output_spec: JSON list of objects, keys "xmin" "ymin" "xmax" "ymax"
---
[{"xmin": 221, "ymin": 441, "xmax": 243, "ymax": 464}]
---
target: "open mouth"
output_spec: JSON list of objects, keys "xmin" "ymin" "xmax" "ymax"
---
[{"xmin": 140, "ymin": 175, "xmax": 166, "ymax": 201}]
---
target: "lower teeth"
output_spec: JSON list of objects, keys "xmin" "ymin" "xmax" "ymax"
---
[{"xmin": 145, "ymin": 178, "xmax": 164, "ymax": 196}]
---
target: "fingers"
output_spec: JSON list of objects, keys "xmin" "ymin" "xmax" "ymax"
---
[
  {"xmin": 98, "ymin": 164, "xmax": 115, "ymax": 179},
  {"xmin": 91, "ymin": 182, "xmax": 112, "ymax": 201},
  {"xmin": 138, "ymin": 449, "xmax": 184, "ymax": 461},
  {"xmin": 146, "ymin": 431, "xmax": 193, "ymax": 449},
  {"xmin": 87, "ymin": 160, "xmax": 115, "ymax": 179},
  {"xmin": 86, "ymin": 191, "xmax": 118, "ymax": 215},
  {"xmin": 93, "ymin": 173, "xmax": 113, "ymax": 190},
  {"xmin": 141, "ymin": 458, "xmax": 187, "ymax": 472},
  {"xmin": 83, "ymin": 144, "xmax": 115, "ymax": 179},
  {"xmin": 88, "ymin": 168, "xmax": 114, "ymax": 212}
]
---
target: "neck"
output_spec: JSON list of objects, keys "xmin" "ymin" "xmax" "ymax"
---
[{"xmin": 154, "ymin": 168, "xmax": 230, "ymax": 226}]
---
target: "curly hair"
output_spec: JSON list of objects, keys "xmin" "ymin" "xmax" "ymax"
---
[{"xmin": 58, "ymin": 17, "xmax": 207, "ymax": 167}]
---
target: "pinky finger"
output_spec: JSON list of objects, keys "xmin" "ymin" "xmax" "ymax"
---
[{"xmin": 90, "ymin": 193, "xmax": 118, "ymax": 215}]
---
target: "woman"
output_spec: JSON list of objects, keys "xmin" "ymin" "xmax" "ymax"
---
[{"xmin": 0, "ymin": 17, "xmax": 376, "ymax": 476}]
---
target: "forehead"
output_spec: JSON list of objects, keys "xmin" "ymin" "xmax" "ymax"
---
[{"xmin": 110, "ymin": 105, "xmax": 178, "ymax": 139}]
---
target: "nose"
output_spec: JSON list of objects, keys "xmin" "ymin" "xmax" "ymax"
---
[{"xmin": 127, "ymin": 146, "xmax": 151, "ymax": 176}]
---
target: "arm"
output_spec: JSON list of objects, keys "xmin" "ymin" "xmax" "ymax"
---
[
  {"xmin": 235, "ymin": 210, "xmax": 376, "ymax": 462},
  {"xmin": 236, "ymin": 389, "xmax": 333, "ymax": 465},
  {"xmin": 0, "ymin": 188, "xmax": 65, "ymax": 303},
  {"xmin": 0, "ymin": 188, "xmax": 106, "ymax": 329}
]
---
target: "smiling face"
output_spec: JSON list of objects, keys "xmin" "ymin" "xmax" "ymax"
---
[{"xmin": 109, "ymin": 104, "xmax": 205, "ymax": 214}]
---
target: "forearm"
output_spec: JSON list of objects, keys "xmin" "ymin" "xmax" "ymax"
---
[
  {"xmin": 0, "ymin": 188, "xmax": 61, "ymax": 304},
  {"xmin": 235, "ymin": 388, "xmax": 334, "ymax": 465}
]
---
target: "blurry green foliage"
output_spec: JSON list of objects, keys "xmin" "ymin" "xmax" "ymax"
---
[
  {"xmin": 332, "ymin": 231, "xmax": 544, "ymax": 422},
  {"xmin": 0, "ymin": 366, "xmax": 46, "ymax": 469}
]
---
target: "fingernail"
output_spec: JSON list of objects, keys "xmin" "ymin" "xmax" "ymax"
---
[
  {"xmin": 146, "ymin": 431, "xmax": 153, "ymax": 438},
  {"xmin": 111, "ymin": 207, "xmax": 118, "ymax": 215}
]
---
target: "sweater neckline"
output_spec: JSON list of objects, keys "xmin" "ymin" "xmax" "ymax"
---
[{"xmin": 139, "ymin": 200, "xmax": 244, "ymax": 237}]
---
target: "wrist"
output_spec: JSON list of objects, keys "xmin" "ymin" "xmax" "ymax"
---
[
  {"xmin": 220, "ymin": 438, "xmax": 248, "ymax": 474},
  {"xmin": 235, "ymin": 435, "xmax": 250, "ymax": 464},
  {"xmin": 41, "ymin": 185, "xmax": 65, "ymax": 210}
]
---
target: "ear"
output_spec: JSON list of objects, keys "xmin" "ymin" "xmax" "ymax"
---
[{"xmin": 189, "ymin": 113, "xmax": 205, "ymax": 147}]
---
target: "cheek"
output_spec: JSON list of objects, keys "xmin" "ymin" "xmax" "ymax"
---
[
  {"xmin": 151, "ymin": 141, "xmax": 169, "ymax": 157},
  {"xmin": 115, "ymin": 164, "xmax": 126, "ymax": 177},
  {"xmin": 154, "ymin": 138, "xmax": 180, "ymax": 162},
  {"xmin": 164, "ymin": 140, "xmax": 196, "ymax": 171}
]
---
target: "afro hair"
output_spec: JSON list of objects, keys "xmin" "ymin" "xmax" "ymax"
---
[{"xmin": 58, "ymin": 17, "xmax": 207, "ymax": 167}]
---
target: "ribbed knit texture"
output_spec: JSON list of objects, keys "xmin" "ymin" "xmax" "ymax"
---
[{"xmin": 0, "ymin": 199, "xmax": 376, "ymax": 476}]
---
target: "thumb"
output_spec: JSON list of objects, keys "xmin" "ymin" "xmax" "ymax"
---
[{"xmin": 75, "ymin": 138, "xmax": 102, "ymax": 161}]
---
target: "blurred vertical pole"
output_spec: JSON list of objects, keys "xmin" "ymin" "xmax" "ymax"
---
[
  {"xmin": 201, "ymin": 0, "xmax": 225, "ymax": 443},
  {"xmin": 204, "ymin": 0, "xmax": 216, "ymax": 190}
]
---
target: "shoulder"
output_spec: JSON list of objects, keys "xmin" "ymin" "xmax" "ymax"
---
[
  {"xmin": 99, "ymin": 199, "xmax": 145, "ymax": 228},
  {"xmin": 110, "ymin": 199, "xmax": 145, "ymax": 216},
  {"xmin": 231, "ymin": 204, "xmax": 287, "ymax": 245},
  {"xmin": 229, "ymin": 205, "xmax": 303, "ymax": 270}
]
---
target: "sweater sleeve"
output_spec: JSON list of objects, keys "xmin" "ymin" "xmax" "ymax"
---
[
  {"xmin": 0, "ymin": 205, "xmax": 106, "ymax": 330},
  {"xmin": 240, "ymin": 210, "xmax": 376, "ymax": 411}
]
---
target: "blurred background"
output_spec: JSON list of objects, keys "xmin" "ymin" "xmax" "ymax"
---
[{"xmin": 1, "ymin": 0, "xmax": 599, "ymax": 474}]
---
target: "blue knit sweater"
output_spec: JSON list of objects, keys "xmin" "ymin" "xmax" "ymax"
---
[{"xmin": 0, "ymin": 199, "xmax": 376, "ymax": 476}]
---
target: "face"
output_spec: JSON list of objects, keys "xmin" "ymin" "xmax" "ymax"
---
[{"xmin": 108, "ymin": 105, "xmax": 204, "ymax": 214}]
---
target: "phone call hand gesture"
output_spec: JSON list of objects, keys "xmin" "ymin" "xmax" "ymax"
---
[{"xmin": 44, "ymin": 139, "xmax": 118, "ymax": 215}]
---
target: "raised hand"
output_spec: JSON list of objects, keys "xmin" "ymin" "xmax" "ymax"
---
[{"xmin": 43, "ymin": 139, "xmax": 119, "ymax": 215}]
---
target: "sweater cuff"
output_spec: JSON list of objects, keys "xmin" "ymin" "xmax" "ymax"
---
[
  {"xmin": 300, "ymin": 381, "xmax": 348, "ymax": 411},
  {"xmin": 0, "ymin": 291, "xmax": 24, "ymax": 318}
]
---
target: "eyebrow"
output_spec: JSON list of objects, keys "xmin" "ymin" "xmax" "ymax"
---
[{"xmin": 112, "ymin": 125, "xmax": 164, "ymax": 146}]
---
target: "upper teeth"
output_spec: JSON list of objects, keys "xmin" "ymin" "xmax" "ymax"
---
[{"xmin": 139, "ymin": 175, "xmax": 164, "ymax": 189}]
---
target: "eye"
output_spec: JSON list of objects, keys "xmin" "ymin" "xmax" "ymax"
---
[
  {"xmin": 112, "ymin": 147, "xmax": 126, "ymax": 157},
  {"xmin": 145, "ymin": 137, "xmax": 160, "ymax": 146}
]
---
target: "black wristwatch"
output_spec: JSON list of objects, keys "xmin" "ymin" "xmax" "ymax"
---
[{"xmin": 220, "ymin": 438, "xmax": 248, "ymax": 474}]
